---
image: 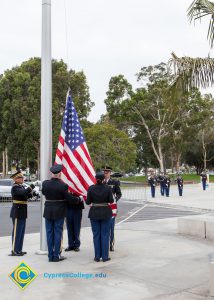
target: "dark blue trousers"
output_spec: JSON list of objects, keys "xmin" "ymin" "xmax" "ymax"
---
[
  {"xmin": 12, "ymin": 218, "xmax": 26, "ymax": 253},
  {"xmin": 178, "ymin": 187, "xmax": 183, "ymax": 196},
  {"xmin": 165, "ymin": 186, "xmax": 170, "ymax": 197},
  {"xmin": 66, "ymin": 209, "xmax": 82, "ymax": 248},
  {"xmin": 45, "ymin": 218, "xmax": 64, "ymax": 260},
  {"xmin": 202, "ymin": 181, "xmax": 206, "ymax": 190},
  {"xmin": 110, "ymin": 217, "xmax": 115, "ymax": 245},
  {"xmin": 90, "ymin": 218, "xmax": 111, "ymax": 260},
  {"xmin": 150, "ymin": 186, "xmax": 155, "ymax": 198},
  {"xmin": 160, "ymin": 184, "xmax": 165, "ymax": 196}
]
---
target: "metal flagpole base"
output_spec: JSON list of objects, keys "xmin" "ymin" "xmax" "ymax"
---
[{"xmin": 35, "ymin": 249, "xmax": 48, "ymax": 255}]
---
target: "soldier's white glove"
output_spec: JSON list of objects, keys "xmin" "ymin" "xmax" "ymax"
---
[{"xmin": 79, "ymin": 196, "xmax": 84, "ymax": 202}]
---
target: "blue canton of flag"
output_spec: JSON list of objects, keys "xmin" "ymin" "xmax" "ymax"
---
[{"xmin": 62, "ymin": 96, "xmax": 85, "ymax": 150}]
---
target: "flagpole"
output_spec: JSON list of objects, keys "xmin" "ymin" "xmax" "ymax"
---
[{"xmin": 37, "ymin": 0, "xmax": 52, "ymax": 253}]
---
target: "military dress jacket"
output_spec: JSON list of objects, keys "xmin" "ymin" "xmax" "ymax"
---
[
  {"xmin": 148, "ymin": 177, "xmax": 157, "ymax": 187},
  {"xmin": 86, "ymin": 184, "xmax": 114, "ymax": 220},
  {"xmin": 175, "ymin": 178, "xmax": 183, "ymax": 188},
  {"xmin": 42, "ymin": 178, "xmax": 81, "ymax": 220},
  {"xmin": 164, "ymin": 177, "xmax": 171, "ymax": 187},
  {"xmin": 105, "ymin": 178, "xmax": 122, "ymax": 201},
  {"xmin": 157, "ymin": 175, "xmax": 165, "ymax": 185},
  {"xmin": 200, "ymin": 174, "xmax": 207, "ymax": 182},
  {"xmin": 10, "ymin": 184, "xmax": 33, "ymax": 219}
]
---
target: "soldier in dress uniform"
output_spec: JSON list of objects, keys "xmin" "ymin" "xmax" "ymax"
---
[
  {"xmin": 42, "ymin": 164, "xmax": 83, "ymax": 262},
  {"xmin": 86, "ymin": 172, "xmax": 114, "ymax": 262},
  {"xmin": 103, "ymin": 166, "xmax": 122, "ymax": 252},
  {"xmin": 148, "ymin": 173, "xmax": 157, "ymax": 198},
  {"xmin": 175, "ymin": 174, "xmax": 184, "ymax": 196},
  {"xmin": 200, "ymin": 171, "xmax": 207, "ymax": 191},
  {"xmin": 10, "ymin": 171, "xmax": 36, "ymax": 256},
  {"xmin": 164, "ymin": 174, "xmax": 171, "ymax": 197},
  {"xmin": 157, "ymin": 172, "xmax": 165, "ymax": 196}
]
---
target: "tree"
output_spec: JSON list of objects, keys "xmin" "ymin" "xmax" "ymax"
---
[
  {"xmin": 84, "ymin": 123, "xmax": 137, "ymax": 172},
  {"xmin": 105, "ymin": 63, "xmax": 191, "ymax": 171},
  {"xmin": 0, "ymin": 58, "xmax": 94, "ymax": 173},
  {"xmin": 169, "ymin": 1, "xmax": 214, "ymax": 90}
]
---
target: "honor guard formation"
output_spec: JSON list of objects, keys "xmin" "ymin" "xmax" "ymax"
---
[
  {"xmin": 148, "ymin": 170, "xmax": 208, "ymax": 199},
  {"xmin": 8, "ymin": 166, "xmax": 208, "ymax": 261},
  {"xmin": 8, "ymin": 164, "xmax": 122, "ymax": 262}
]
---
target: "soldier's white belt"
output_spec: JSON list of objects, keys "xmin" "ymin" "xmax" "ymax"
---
[{"xmin": 13, "ymin": 200, "xmax": 27, "ymax": 204}]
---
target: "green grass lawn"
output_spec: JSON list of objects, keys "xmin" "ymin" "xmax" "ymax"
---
[{"xmin": 121, "ymin": 174, "xmax": 214, "ymax": 183}]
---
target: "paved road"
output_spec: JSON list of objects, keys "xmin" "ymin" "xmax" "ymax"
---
[
  {"xmin": 0, "ymin": 200, "xmax": 140, "ymax": 237},
  {"xmin": 0, "ymin": 199, "xmax": 202, "ymax": 237}
]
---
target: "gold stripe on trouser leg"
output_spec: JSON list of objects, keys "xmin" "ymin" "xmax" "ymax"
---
[
  {"xmin": 60, "ymin": 218, "xmax": 66, "ymax": 254},
  {"xmin": 12, "ymin": 218, "xmax": 18, "ymax": 252}
]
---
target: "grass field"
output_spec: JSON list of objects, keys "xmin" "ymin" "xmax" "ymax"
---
[{"xmin": 120, "ymin": 174, "xmax": 214, "ymax": 183}]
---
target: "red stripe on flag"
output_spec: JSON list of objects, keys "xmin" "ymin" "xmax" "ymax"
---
[
  {"xmin": 80, "ymin": 143, "xmax": 94, "ymax": 167},
  {"xmin": 63, "ymin": 150, "xmax": 89, "ymax": 191},
  {"xmin": 73, "ymin": 148, "xmax": 95, "ymax": 183},
  {"xmin": 62, "ymin": 166, "xmax": 84, "ymax": 196},
  {"xmin": 56, "ymin": 148, "xmax": 63, "ymax": 161},
  {"xmin": 59, "ymin": 135, "xmax": 65, "ymax": 146}
]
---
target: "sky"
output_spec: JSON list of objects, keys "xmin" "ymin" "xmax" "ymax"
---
[{"xmin": 0, "ymin": 0, "xmax": 213, "ymax": 122}]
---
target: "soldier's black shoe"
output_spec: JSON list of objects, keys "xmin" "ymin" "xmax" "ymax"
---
[
  {"xmin": 53, "ymin": 256, "xmax": 67, "ymax": 262},
  {"xmin": 94, "ymin": 258, "xmax": 100, "ymax": 262},
  {"xmin": 102, "ymin": 258, "xmax": 111, "ymax": 262},
  {"xmin": 19, "ymin": 251, "xmax": 27, "ymax": 255},
  {"xmin": 9, "ymin": 251, "xmax": 24, "ymax": 256},
  {"xmin": 74, "ymin": 247, "xmax": 80, "ymax": 252},
  {"xmin": 64, "ymin": 246, "xmax": 75, "ymax": 252}
]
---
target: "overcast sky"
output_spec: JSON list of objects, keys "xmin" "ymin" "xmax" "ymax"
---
[{"xmin": 0, "ymin": 0, "xmax": 213, "ymax": 122}]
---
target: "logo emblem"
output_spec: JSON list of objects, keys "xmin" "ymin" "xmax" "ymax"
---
[{"xmin": 9, "ymin": 261, "xmax": 37, "ymax": 290}]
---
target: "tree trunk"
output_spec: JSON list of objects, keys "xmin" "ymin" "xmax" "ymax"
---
[
  {"xmin": 2, "ymin": 151, "xmax": 5, "ymax": 178},
  {"xmin": 157, "ymin": 139, "xmax": 164, "ymax": 172},
  {"xmin": 37, "ymin": 148, "xmax": 40, "ymax": 180},
  {"xmin": 175, "ymin": 153, "xmax": 181, "ymax": 173},
  {"xmin": 170, "ymin": 151, "xmax": 174, "ymax": 172},
  {"xmin": 133, "ymin": 108, "xmax": 163, "ymax": 170},
  {"xmin": 202, "ymin": 129, "xmax": 207, "ymax": 171},
  {"xmin": 5, "ymin": 147, "xmax": 8, "ymax": 176}
]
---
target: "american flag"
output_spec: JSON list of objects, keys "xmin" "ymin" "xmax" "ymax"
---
[{"xmin": 55, "ymin": 91, "xmax": 96, "ymax": 197}]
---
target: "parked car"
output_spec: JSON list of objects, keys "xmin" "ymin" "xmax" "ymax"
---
[
  {"xmin": 0, "ymin": 179, "xmax": 40, "ymax": 201},
  {"xmin": 0, "ymin": 179, "xmax": 13, "ymax": 200},
  {"xmin": 111, "ymin": 172, "xmax": 123, "ymax": 178}
]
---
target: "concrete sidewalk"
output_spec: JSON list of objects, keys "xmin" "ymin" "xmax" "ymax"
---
[
  {"xmin": 0, "ymin": 185, "xmax": 214, "ymax": 300},
  {"xmin": 145, "ymin": 183, "xmax": 214, "ymax": 212}
]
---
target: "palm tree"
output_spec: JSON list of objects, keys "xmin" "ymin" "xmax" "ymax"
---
[{"xmin": 169, "ymin": 0, "xmax": 214, "ymax": 89}]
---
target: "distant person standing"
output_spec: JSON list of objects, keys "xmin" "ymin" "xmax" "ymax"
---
[
  {"xmin": 200, "ymin": 171, "xmax": 207, "ymax": 190},
  {"xmin": 164, "ymin": 174, "xmax": 171, "ymax": 197},
  {"xmin": 175, "ymin": 174, "xmax": 183, "ymax": 196},
  {"xmin": 157, "ymin": 172, "xmax": 165, "ymax": 196},
  {"xmin": 148, "ymin": 174, "xmax": 156, "ymax": 198},
  {"xmin": 103, "ymin": 166, "xmax": 122, "ymax": 252},
  {"xmin": 86, "ymin": 172, "xmax": 114, "ymax": 262}
]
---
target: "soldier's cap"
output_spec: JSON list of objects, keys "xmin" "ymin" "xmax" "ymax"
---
[
  {"xmin": 50, "ymin": 164, "xmax": 63, "ymax": 174},
  {"xmin": 95, "ymin": 172, "xmax": 105, "ymax": 181},
  {"xmin": 102, "ymin": 166, "xmax": 112, "ymax": 171},
  {"xmin": 10, "ymin": 171, "xmax": 24, "ymax": 180}
]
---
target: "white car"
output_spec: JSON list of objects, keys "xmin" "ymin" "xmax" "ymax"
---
[
  {"xmin": 0, "ymin": 179, "xmax": 13, "ymax": 200},
  {"xmin": 0, "ymin": 179, "xmax": 40, "ymax": 201}
]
